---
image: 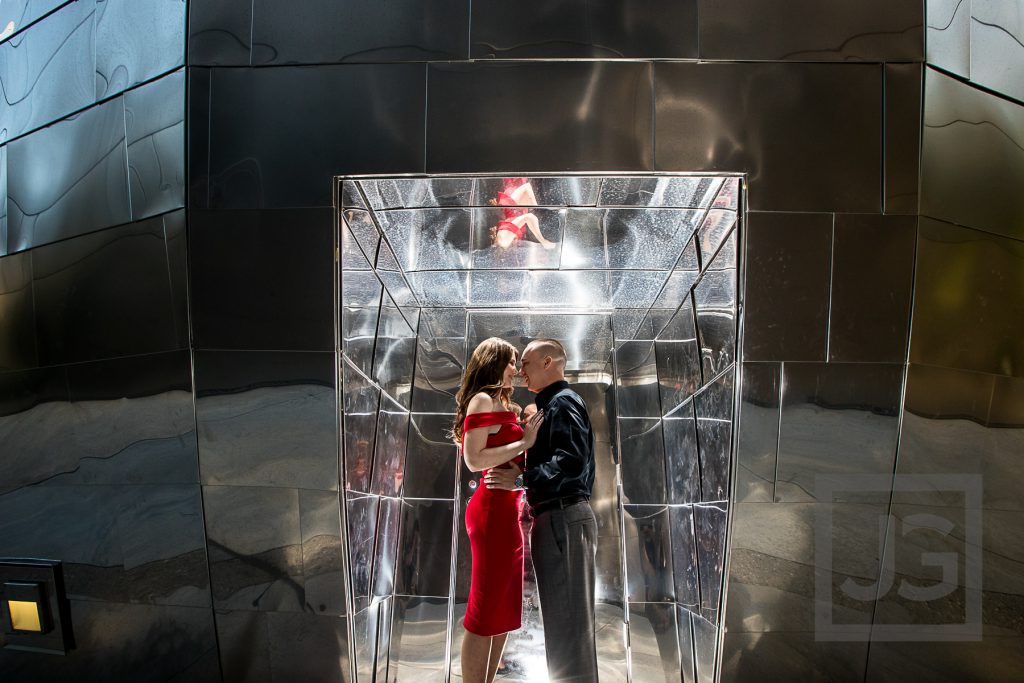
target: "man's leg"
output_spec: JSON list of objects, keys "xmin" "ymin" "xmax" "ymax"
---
[{"xmin": 531, "ymin": 503, "xmax": 599, "ymax": 682}]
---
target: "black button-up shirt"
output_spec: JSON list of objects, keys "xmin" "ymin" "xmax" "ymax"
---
[{"xmin": 522, "ymin": 380, "xmax": 595, "ymax": 506}]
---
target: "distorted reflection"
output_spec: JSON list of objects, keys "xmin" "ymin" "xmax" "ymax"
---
[{"xmin": 337, "ymin": 175, "xmax": 741, "ymax": 682}]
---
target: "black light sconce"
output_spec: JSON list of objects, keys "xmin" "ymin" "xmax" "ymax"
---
[{"xmin": 0, "ymin": 559, "xmax": 74, "ymax": 655}]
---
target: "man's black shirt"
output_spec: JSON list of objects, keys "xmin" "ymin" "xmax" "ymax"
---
[{"xmin": 523, "ymin": 380, "xmax": 595, "ymax": 506}]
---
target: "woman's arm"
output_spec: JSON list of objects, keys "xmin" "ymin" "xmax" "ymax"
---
[
  {"xmin": 462, "ymin": 394, "xmax": 544, "ymax": 472},
  {"xmin": 509, "ymin": 181, "xmax": 538, "ymax": 206}
]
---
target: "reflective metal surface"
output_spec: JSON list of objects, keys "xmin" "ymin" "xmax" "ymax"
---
[
  {"xmin": 884, "ymin": 63, "xmax": 922, "ymax": 215},
  {"xmin": 0, "ymin": 250, "xmax": 36, "ymax": 370},
  {"xmin": 733, "ymin": 362, "xmax": 780, "ymax": 504},
  {"xmin": 969, "ymin": 0, "xmax": 1024, "ymax": 103},
  {"xmin": 697, "ymin": 0, "xmax": 921, "ymax": 61},
  {"xmin": 337, "ymin": 174, "xmax": 741, "ymax": 682},
  {"xmin": 927, "ymin": 0, "xmax": 970, "ymax": 77},
  {"xmin": 95, "ymin": 0, "xmax": 185, "ymax": 98},
  {"xmin": 124, "ymin": 69, "xmax": 185, "ymax": 220},
  {"xmin": 7, "ymin": 95, "xmax": 130, "ymax": 250},
  {"xmin": 921, "ymin": 67, "xmax": 1024, "ymax": 241}
]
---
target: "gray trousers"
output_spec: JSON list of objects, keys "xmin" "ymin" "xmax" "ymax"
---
[{"xmin": 531, "ymin": 500, "xmax": 599, "ymax": 683}]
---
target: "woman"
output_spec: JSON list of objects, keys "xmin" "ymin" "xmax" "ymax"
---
[
  {"xmin": 452, "ymin": 337, "xmax": 544, "ymax": 683},
  {"xmin": 490, "ymin": 178, "xmax": 556, "ymax": 250}
]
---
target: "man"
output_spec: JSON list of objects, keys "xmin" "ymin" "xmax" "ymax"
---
[{"xmin": 485, "ymin": 338, "xmax": 598, "ymax": 683}]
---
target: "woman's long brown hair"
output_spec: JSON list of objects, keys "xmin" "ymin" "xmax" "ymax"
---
[{"xmin": 450, "ymin": 337, "xmax": 519, "ymax": 444}]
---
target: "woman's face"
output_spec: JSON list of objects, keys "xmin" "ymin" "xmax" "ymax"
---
[{"xmin": 502, "ymin": 353, "xmax": 517, "ymax": 388}]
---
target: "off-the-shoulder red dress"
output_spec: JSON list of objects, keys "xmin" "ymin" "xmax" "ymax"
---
[
  {"xmin": 462, "ymin": 410, "xmax": 525, "ymax": 636},
  {"xmin": 495, "ymin": 177, "xmax": 530, "ymax": 239}
]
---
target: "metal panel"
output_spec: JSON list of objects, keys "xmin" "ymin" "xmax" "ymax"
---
[
  {"xmin": 691, "ymin": 612, "xmax": 717, "ymax": 683},
  {"xmin": 95, "ymin": 0, "xmax": 185, "ymax": 98},
  {"xmin": 921, "ymin": 67, "xmax": 1024, "ymax": 241},
  {"xmin": 828, "ymin": 213, "xmax": 916, "ymax": 362},
  {"xmin": 619, "ymin": 418, "xmax": 667, "ymax": 505},
  {"xmin": 909, "ymin": 217, "xmax": 1024, "ymax": 375},
  {"xmin": 373, "ymin": 293, "xmax": 417, "ymax": 409},
  {"xmin": 299, "ymin": 489, "xmax": 346, "ymax": 616},
  {"xmin": 623, "ymin": 505, "xmax": 675, "ymax": 603},
  {"xmin": 342, "ymin": 359, "xmax": 381, "ymax": 494},
  {"xmin": 0, "ymin": 0, "xmax": 95, "ymax": 141},
  {"xmin": 734, "ymin": 362, "xmax": 780, "ymax": 503},
  {"xmin": 677, "ymin": 606, "xmax": 696, "ymax": 683},
  {"xmin": 124, "ymin": 69, "xmax": 185, "ymax": 220},
  {"xmin": 927, "ymin": 0, "xmax": 970, "ymax": 77},
  {"xmin": 394, "ymin": 499, "xmax": 454, "ymax": 597},
  {"xmin": 371, "ymin": 407, "xmax": 410, "ymax": 498},
  {"xmin": 663, "ymin": 401, "xmax": 701, "ymax": 505},
  {"xmin": 0, "ymin": 251, "xmax": 37, "ymax": 371},
  {"xmin": 208, "ymin": 64, "xmax": 426, "ymax": 208},
  {"xmin": 615, "ymin": 340, "xmax": 661, "ymax": 418},
  {"xmin": 352, "ymin": 604, "xmax": 379, "ymax": 683},
  {"xmin": 372, "ymin": 498, "xmax": 402, "ymax": 598},
  {"xmin": 628, "ymin": 602, "xmax": 680, "ymax": 683},
  {"xmin": 251, "ymin": 0, "xmax": 468, "ymax": 64},
  {"xmin": 693, "ymin": 502, "xmax": 728, "ymax": 623},
  {"xmin": 426, "ymin": 62, "xmax": 653, "ymax": 172},
  {"xmin": 670, "ymin": 504, "xmax": 700, "ymax": 611},
  {"xmin": 346, "ymin": 492, "xmax": 380, "ymax": 613},
  {"xmin": 203, "ymin": 485, "xmax": 304, "ymax": 612},
  {"xmin": 775, "ymin": 362, "xmax": 903, "ymax": 503},
  {"xmin": 742, "ymin": 212, "xmax": 832, "ymax": 361},
  {"xmin": 194, "ymin": 350, "xmax": 337, "ymax": 489},
  {"xmin": 403, "ymin": 414, "xmax": 458, "ymax": 499},
  {"xmin": 187, "ymin": 0, "xmax": 252, "ymax": 65},
  {"xmin": 7, "ymin": 96, "xmax": 129, "ymax": 250},
  {"xmin": 694, "ymin": 234, "xmax": 737, "ymax": 381},
  {"xmin": 695, "ymin": 368, "xmax": 734, "ymax": 503},
  {"xmin": 970, "ymin": 0, "xmax": 1024, "ymax": 102},
  {"xmin": 389, "ymin": 596, "xmax": 449, "ymax": 682},
  {"xmin": 470, "ymin": 0, "xmax": 697, "ymax": 58},
  {"xmin": 655, "ymin": 62, "xmax": 882, "ymax": 211},
  {"xmin": 884, "ymin": 63, "xmax": 922, "ymax": 214}
]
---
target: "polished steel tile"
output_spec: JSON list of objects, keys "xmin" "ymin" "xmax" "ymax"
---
[
  {"xmin": 693, "ymin": 502, "xmax": 727, "ymax": 623},
  {"xmin": 187, "ymin": 67, "xmax": 212, "ymax": 208},
  {"xmin": 694, "ymin": 240, "xmax": 737, "ymax": 380},
  {"xmin": 619, "ymin": 418, "xmax": 667, "ymax": 505},
  {"xmin": 195, "ymin": 350, "xmax": 338, "ymax": 490},
  {"xmin": 909, "ymin": 217, "xmax": 1024, "ymax": 375},
  {"xmin": 375, "ymin": 208, "xmax": 472, "ymax": 272},
  {"xmin": 690, "ymin": 612, "xmax": 717, "ymax": 683},
  {"xmin": 615, "ymin": 340, "xmax": 662, "ymax": 418},
  {"xmin": 411, "ymin": 317, "xmax": 466, "ymax": 413},
  {"xmin": 599, "ymin": 176, "xmax": 721, "ymax": 209},
  {"xmin": 7, "ymin": 96, "xmax": 130, "ymax": 250},
  {"xmin": 0, "ymin": 0, "xmax": 94, "ymax": 141},
  {"xmin": 734, "ymin": 362, "xmax": 780, "ymax": 503},
  {"xmin": 341, "ymin": 283, "xmax": 383, "ymax": 377},
  {"xmin": 372, "ymin": 497, "xmax": 402, "ymax": 599},
  {"xmin": 0, "ymin": 0, "xmax": 67, "ymax": 36},
  {"xmin": 124, "ymin": 69, "xmax": 185, "ymax": 220},
  {"xmin": 403, "ymin": 412, "xmax": 457, "ymax": 500},
  {"xmin": 266, "ymin": 612, "xmax": 349, "ymax": 682},
  {"xmin": 0, "ymin": 251, "xmax": 36, "ymax": 371},
  {"xmin": 720, "ymin": 631, "xmax": 869, "ymax": 683},
  {"xmin": 1, "ymin": 143, "xmax": 8, "ymax": 255},
  {"xmin": 694, "ymin": 368, "xmax": 734, "ymax": 503},
  {"xmin": 343, "ymin": 360, "xmax": 381, "ymax": 494},
  {"xmin": 697, "ymin": 0, "xmax": 921, "ymax": 61},
  {"xmin": 189, "ymin": 208, "xmax": 335, "ymax": 351},
  {"xmin": 31, "ymin": 216, "xmax": 179, "ymax": 364},
  {"xmin": 471, "ymin": 175, "xmax": 604, "ymax": 207},
  {"xmin": 406, "ymin": 271, "xmax": 469, "ymax": 307},
  {"xmin": 395, "ymin": 498, "xmax": 455, "ymax": 598},
  {"xmin": 828, "ymin": 214, "xmax": 916, "ymax": 362},
  {"xmin": 623, "ymin": 505, "xmax": 675, "ymax": 603},
  {"xmin": 360, "ymin": 177, "xmax": 476, "ymax": 210},
  {"xmin": 373, "ymin": 295, "xmax": 417, "ymax": 409},
  {"xmin": 95, "ymin": 0, "xmax": 185, "ymax": 98},
  {"xmin": 389, "ymin": 596, "xmax": 449, "ymax": 681},
  {"xmin": 560, "ymin": 208, "xmax": 702, "ymax": 271},
  {"xmin": 0, "ymin": 366, "xmax": 70, "ymax": 493},
  {"xmin": 775, "ymin": 362, "xmax": 903, "ymax": 503},
  {"xmin": 677, "ymin": 606, "xmax": 696, "ymax": 683},
  {"xmin": 970, "ymin": 0, "xmax": 1024, "ymax": 102},
  {"xmin": 470, "ymin": 208, "xmax": 563, "ymax": 271},
  {"xmin": 885, "ymin": 63, "xmax": 922, "ymax": 214},
  {"xmin": 376, "ymin": 597, "xmax": 394, "ymax": 681},
  {"xmin": 346, "ymin": 492, "xmax": 380, "ymax": 612},
  {"xmin": 353, "ymin": 604, "xmax": 379, "ymax": 683},
  {"xmin": 208, "ymin": 64, "xmax": 426, "ymax": 208},
  {"xmin": 427, "ymin": 62, "xmax": 653, "ymax": 172},
  {"xmin": 214, "ymin": 610, "xmax": 271, "ymax": 682},
  {"xmin": 299, "ymin": 489, "xmax": 345, "ymax": 616},
  {"xmin": 921, "ymin": 68, "xmax": 1024, "ymax": 241},
  {"xmin": 696, "ymin": 209, "xmax": 736, "ymax": 267},
  {"xmin": 655, "ymin": 62, "xmax": 882, "ymax": 211},
  {"xmin": 470, "ymin": 0, "xmax": 697, "ymax": 58},
  {"xmin": 342, "ymin": 212, "xmax": 378, "ymax": 270},
  {"xmin": 927, "ymin": 0, "xmax": 970, "ymax": 77},
  {"xmin": 203, "ymin": 485, "xmax": 304, "ymax": 612},
  {"xmin": 187, "ymin": 0, "xmax": 252, "ymax": 65},
  {"xmin": 372, "ymin": 408, "xmax": 410, "ymax": 498},
  {"xmin": 628, "ymin": 602, "xmax": 680, "ymax": 683},
  {"xmin": 742, "ymin": 212, "xmax": 832, "ymax": 361},
  {"xmin": 663, "ymin": 401, "xmax": 701, "ymax": 505},
  {"xmin": 252, "ymin": 0, "xmax": 467, "ymax": 64},
  {"xmin": 670, "ymin": 504, "xmax": 700, "ymax": 611},
  {"xmin": 163, "ymin": 209, "xmax": 189, "ymax": 349}
]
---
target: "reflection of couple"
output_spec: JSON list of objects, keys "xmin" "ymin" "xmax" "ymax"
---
[
  {"xmin": 452, "ymin": 338, "xmax": 598, "ymax": 683},
  {"xmin": 489, "ymin": 178, "xmax": 557, "ymax": 250}
]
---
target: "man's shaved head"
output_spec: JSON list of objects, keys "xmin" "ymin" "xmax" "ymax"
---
[
  {"xmin": 525, "ymin": 338, "xmax": 566, "ymax": 364},
  {"xmin": 520, "ymin": 338, "xmax": 567, "ymax": 393}
]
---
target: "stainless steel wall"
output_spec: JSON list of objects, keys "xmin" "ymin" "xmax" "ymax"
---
[{"xmin": 338, "ymin": 175, "xmax": 740, "ymax": 682}]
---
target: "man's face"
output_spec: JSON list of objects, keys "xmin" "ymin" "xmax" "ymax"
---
[{"xmin": 518, "ymin": 345, "xmax": 544, "ymax": 393}]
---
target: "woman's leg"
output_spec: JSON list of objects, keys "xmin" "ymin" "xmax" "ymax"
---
[
  {"xmin": 509, "ymin": 181, "xmax": 538, "ymax": 206},
  {"xmin": 485, "ymin": 633, "xmax": 509, "ymax": 682},
  {"xmin": 462, "ymin": 631, "xmax": 493, "ymax": 683},
  {"xmin": 518, "ymin": 213, "xmax": 556, "ymax": 249}
]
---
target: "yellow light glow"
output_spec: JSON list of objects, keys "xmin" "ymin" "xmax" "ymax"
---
[{"xmin": 8, "ymin": 600, "xmax": 42, "ymax": 632}]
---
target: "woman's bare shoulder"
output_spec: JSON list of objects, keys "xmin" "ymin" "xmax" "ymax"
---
[{"xmin": 466, "ymin": 392, "xmax": 495, "ymax": 415}]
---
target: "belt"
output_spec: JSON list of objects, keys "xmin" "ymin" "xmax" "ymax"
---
[{"xmin": 530, "ymin": 495, "xmax": 589, "ymax": 517}]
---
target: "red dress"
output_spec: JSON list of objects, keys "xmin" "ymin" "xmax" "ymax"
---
[
  {"xmin": 495, "ymin": 178, "xmax": 530, "ymax": 239},
  {"xmin": 463, "ymin": 411, "xmax": 525, "ymax": 636}
]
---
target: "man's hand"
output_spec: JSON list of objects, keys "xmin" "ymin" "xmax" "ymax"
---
[{"xmin": 484, "ymin": 462, "xmax": 522, "ymax": 491}]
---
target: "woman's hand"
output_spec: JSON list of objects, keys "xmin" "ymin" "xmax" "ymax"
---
[
  {"xmin": 521, "ymin": 409, "xmax": 544, "ymax": 449},
  {"xmin": 484, "ymin": 461, "xmax": 522, "ymax": 491}
]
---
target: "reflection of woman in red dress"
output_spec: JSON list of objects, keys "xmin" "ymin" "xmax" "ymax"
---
[
  {"xmin": 490, "ymin": 178, "xmax": 556, "ymax": 250},
  {"xmin": 452, "ymin": 337, "xmax": 544, "ymax": 683}
]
